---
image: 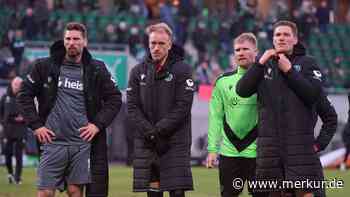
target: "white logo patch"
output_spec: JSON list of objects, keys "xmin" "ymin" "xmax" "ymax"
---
[
  {"xmin": 27, "ymin": 74, "xmax": 35, "ymax": 84},
  {"xmin": 140, "ymin": 74, "xmax": 146, "ymax": 81},
  {"xmin": 186, "ymin": 79, "xmax": 194, "ymax": 87},
  {"xmin": 185, "ymin": 79, "xmax": 195, "ymax": 91},
  {"xmin": 58, "ymin": 77, "xmax": 63, "ymax": 87},
  {"xmin": 293, "ymin": 64, "xmax": 301, "ymax": 72},
  {"xmin": 313, "ymin": 70, "xmax": 322, "ymax": 81},
  {"xmin": 164, "ymin": 73, "xmax": 174, "ymax": 82},
  {"xmin": 264, "ymin": 68, "xmax": 273, "ymax": 80},
  {"xmin": 110, "ymin": 75, "xmax": 117, "ymax": 86}
]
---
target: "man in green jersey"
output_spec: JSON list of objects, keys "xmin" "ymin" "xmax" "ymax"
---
[{"xmin": 207, "ymin": 33, "xmax": 266, "ymax": 197}]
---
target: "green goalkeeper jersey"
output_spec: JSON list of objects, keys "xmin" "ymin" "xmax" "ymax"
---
[{"xmin": 208, "ymin": 66, "xmax": 257, "ymax": 158}]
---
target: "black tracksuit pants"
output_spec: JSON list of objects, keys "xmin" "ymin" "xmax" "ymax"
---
[{"xmin": 4, "ymin": 138, "xmax": 24, "ymax": 181}]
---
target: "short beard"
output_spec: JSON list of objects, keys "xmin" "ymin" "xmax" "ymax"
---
[
  {"xmin": 152, "ymin": 54, "xmax": 168, "ymax": 66},
  {"xmin": 65, "ymin": 52, "xmax": 81, "ymax": 63},
  {"xmin": 152, "ymin": 58, "xmax": 162, "ymax": 65}
]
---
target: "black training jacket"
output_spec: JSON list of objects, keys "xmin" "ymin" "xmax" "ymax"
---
[
  {"xmin": 17, "ymin": 40, "xmax": 122, "ymax": 197},
  {"xmin": 236, "ymin": 43, "xmax": 324, "ymax": 185},
  {"xmin": 127, "ymin": 45, "xmax": 194, "ymax": 192}
]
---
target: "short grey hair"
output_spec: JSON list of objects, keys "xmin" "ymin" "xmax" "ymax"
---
[{"xmin": 146, "ymin": 22, "xmax": 173, "ymax": 41}]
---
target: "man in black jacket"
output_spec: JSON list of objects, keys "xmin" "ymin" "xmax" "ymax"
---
[
  {"xmin": 17, "ymin": 22, "xmax": 122, "ymax": 197},
  {"xmin": 0, "ymin": 77, "xmax": 26, "ymax": 184},
  {"xmin": 236, "ymin": 20, "xmax": 324, "ymax": 197},
  {"xmin": 127, "ymin": 22, "xmax": 194, "ymax": 197}
]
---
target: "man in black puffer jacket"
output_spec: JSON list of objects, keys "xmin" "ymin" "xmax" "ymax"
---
[
  {"xmin": 237, "ymin": 21, "xmax": 324, "ymax": 197},
  {"xmin": 0, "ymin": 77, "xmax": 27, "ymax": 184},
  {"xmin": 127, "ymin": 22, "xmax": 194, "ymax": 197},
  {"xmin": 17, "ymin": 22, "xmax": 122, "ymax": 197}
]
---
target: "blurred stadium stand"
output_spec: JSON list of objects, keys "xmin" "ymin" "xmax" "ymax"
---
[{"xmin": 0, "ymin": 0, "xmax": 349, "ymax": 164}]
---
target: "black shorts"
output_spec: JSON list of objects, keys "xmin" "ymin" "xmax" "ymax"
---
[{"xmin": 219, "ymin": 155, "xmax": 257, "ymax": 196}]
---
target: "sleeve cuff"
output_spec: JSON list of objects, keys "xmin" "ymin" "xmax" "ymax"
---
[
  {"xmin": 255, "ymin": 62, "xmax": 265, "ymax": 68},
  {"xmin": 29, "ymin": 121, "xmax": 44, "ymax": 131},
  {"xmin": 91, "ymin": 120, "xmax": 104, "ymax": 132}
]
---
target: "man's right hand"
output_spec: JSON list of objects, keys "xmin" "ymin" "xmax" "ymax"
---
[
  {"xmin": 34, "ymin": 127, "xmax": 56, "ymax": 144},
  {"xmin": 206, "ymin": 153, "xmax": 218, "ymax": 168},
  {"xmin": 144, "ymin": 128, "xmax": 159, "ymax": 143},
  {"xmin": 258, "ymin": 49, "xmax": 277, "ymax": 65}
]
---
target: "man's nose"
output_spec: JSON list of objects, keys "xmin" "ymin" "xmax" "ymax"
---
[
  {"xmin": 154, "ymin": 44, "xmax": 161, "ymax": 50},
  {"xmin": 237, "ymin": 51, "xmax": 244, "ymax": 56},
  {"xmin": 67, "ymin": 40, "xmax": 75, "ymax": 45}
]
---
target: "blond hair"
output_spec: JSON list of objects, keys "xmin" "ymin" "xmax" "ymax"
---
[
  {"xmin": 146, "ymin": 22, "xmax": 173, "ymax": 41},
  {"xmin": 234, "ymin": 33, "xmax": 258, "ymax": 48}
]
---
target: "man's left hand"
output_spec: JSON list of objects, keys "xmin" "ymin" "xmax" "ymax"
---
[
  {"xmin": 277, "ymin": 53, "xmax": 292, "ymax": 73},
  {"xmin": 79, "ymin": 123, "xmax": 100, "ymax": 142}
]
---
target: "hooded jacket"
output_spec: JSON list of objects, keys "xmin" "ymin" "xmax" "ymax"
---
[
  {"xmin": 127, "ymin": 45, "xmax": 194, "ymax": 192},
  {"xmin": 16, "ymin": 40, "xmax": 122, "ymax": 196},
  {"xmin": 236, "ymin": 43, "xmax": 324, "ymax": 189},
  {"xmin": 0, "ymin": 85, "xmax": 27, "ymax": 139}
]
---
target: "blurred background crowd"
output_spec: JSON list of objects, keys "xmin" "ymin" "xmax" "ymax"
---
[{"xmin": 0, "ymin": 0, "xmax": 350, "ymax": 92}]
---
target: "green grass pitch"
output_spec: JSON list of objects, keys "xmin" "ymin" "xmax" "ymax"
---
[{"xmin": 0, "ymin": 166, "xmax": 349, "ymax": 197}]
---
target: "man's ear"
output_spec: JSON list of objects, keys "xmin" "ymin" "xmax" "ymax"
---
[
  {"xmin": 293, "ymin": 36, "xmax": 298, "ymax": 45},
  {"xmin": 168, "ymin": 41, "xmax": 172, "ymax": 51},
  {"xmin": 84, "ymin": 38, "xmax": 88, "ymax": 47}
]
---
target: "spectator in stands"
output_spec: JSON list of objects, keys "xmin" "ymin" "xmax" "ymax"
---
[
  {"xmin": 116, "ymin": 21, "xmax": 129, "ymax": 44},
  {"xmin": 195, "ymin": 60, "xmax": 212, "ymax": 85},
  {"xmin": 0, "ymin": 34, "xmax": 15, "ymax": 79},
  {"xmin": 237, "ymin": 20, "xmax": 324, "ymax": 197},
  {"xmin": 294, "ymin": 0, "xmax": 317, "ymax": 42},
  {"xmin": 315, "ymin": 0, "xmax": 331, "ymax": 33},
  {"xmin": 102, "ymin": 24, "xmax": 118, "ymax": 43},
  {"xmin": 0, "ymin": 33, "xmax": 14, "ymax": 64},
  {"xmin": 159, "ymin": 2, "xmax": 175, "ymax": 31},
  {"xmin": 0, "ymin": 77, "xmax": 26, "ymax": 184},
  {"xmin": 128, "ymin": 22, "xmax": 194, "ymax": 197},
  {"xmin": 33, "ymin": 0, "xmax": 49, "ymax": 39},
  {"xmin": 10, "ymin": 29, "xmax": 25, "ymax": 74},
  {"xmin": 192, "ymin": 18, "xmax": 210, "ymax": 61},
  {"xmin": 20, "ymin": 7, "xmax": 38, "ymax": 40},
  {"xmin": 128, "ymin": 24, "xmax": 143, "ymax": 57},
  {"xmin": 316, "ymin": 0, "xmax": 331, "ymax": 33},
  {"xmin": 17, "ymin": 22, "xmax": 122, "ymax": 197}
]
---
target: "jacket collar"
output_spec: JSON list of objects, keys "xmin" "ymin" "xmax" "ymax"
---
[{"xmin": 288, "ymin": 42, "xmax": 306, "ymax": 59}]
